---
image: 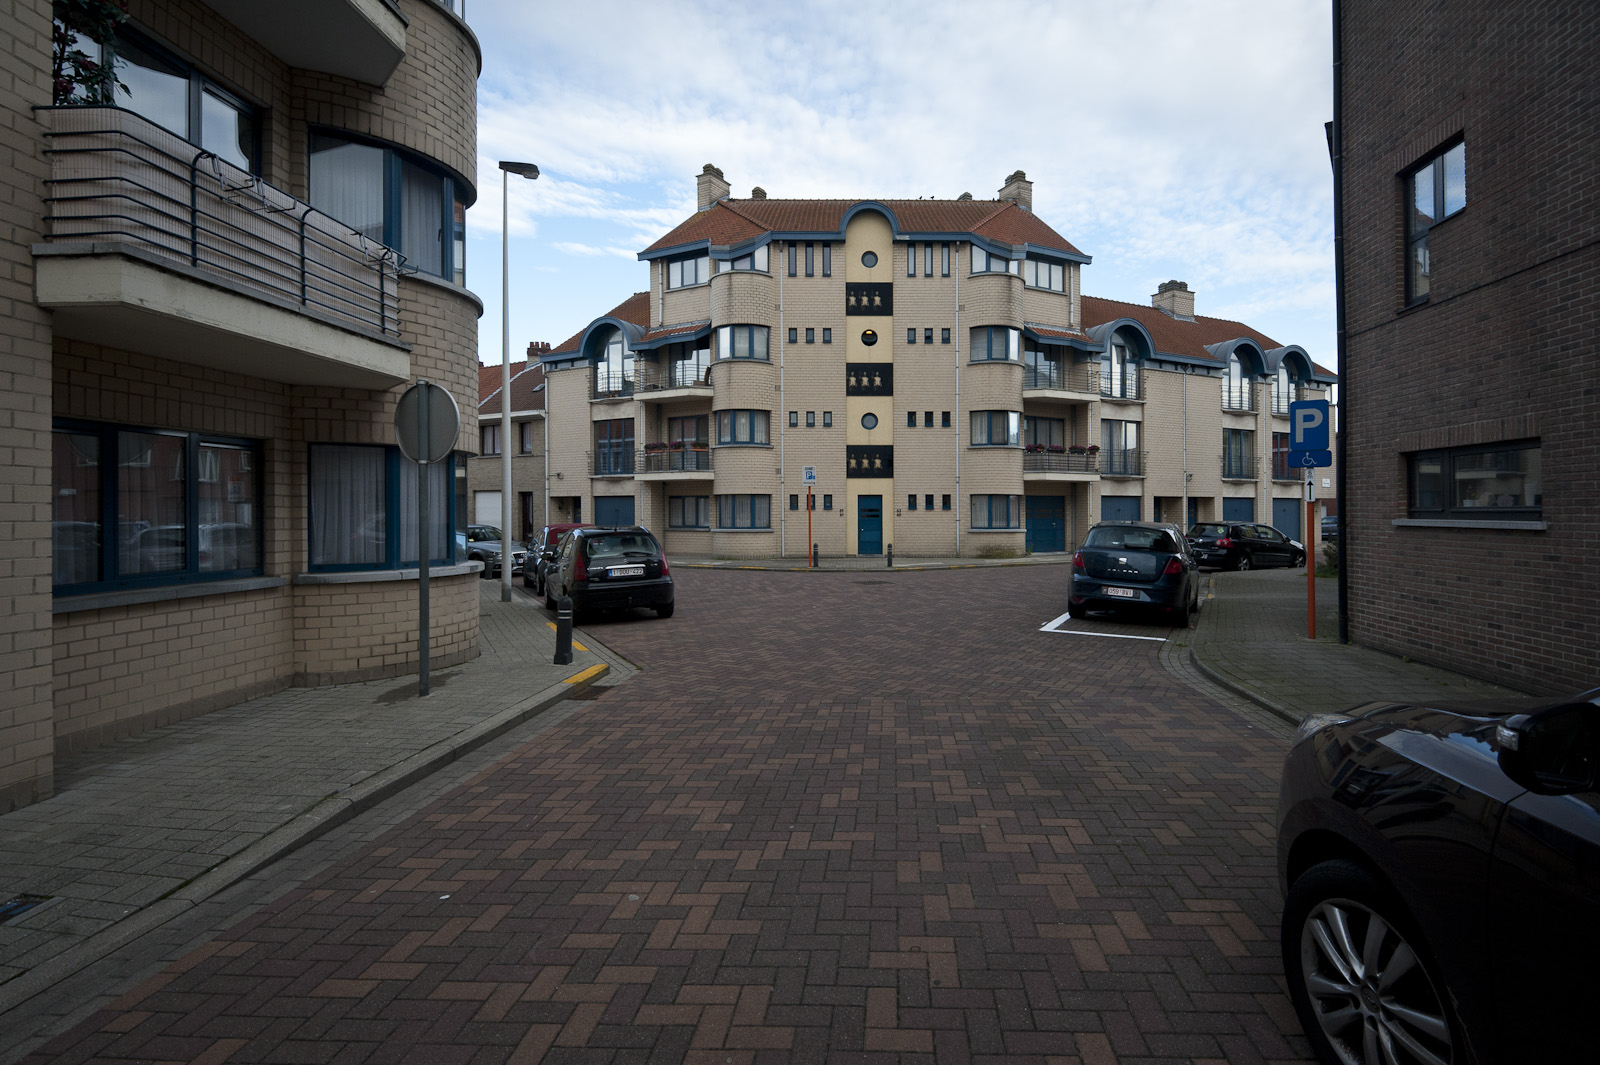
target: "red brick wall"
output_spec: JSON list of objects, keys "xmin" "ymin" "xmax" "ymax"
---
[{"xmin": 1340, "ymin": 0, "xmax": 1600, "ymax": 693}]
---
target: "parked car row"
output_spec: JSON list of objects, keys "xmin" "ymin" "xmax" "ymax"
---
[
  {"xmin": 522, "ymin": 523, "xmax": 675, "ymax": 621},
  {"xmin": 465, "ymin": 524, "xmax": 526, "ymax": 579},
  {"xmin": 1186, "ymin": 521, "xmax": 1305, "ymax": 570}
]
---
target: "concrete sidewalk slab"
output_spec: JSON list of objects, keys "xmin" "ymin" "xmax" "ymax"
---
[{"xmin": 0, "ymin": 582, "xmax": 627, "ymax": 1017}]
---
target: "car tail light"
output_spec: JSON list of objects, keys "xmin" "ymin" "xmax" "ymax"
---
[
  {"xmin": 1162, "ymin": 557, "xmax": 1185, "ymax": 577},
  {"xmin": 1215, "ymin": 537, "xmax": 1233, "ymax": 548},
  {"xmin": 1072, "ymin": 551, "xmax": 1085, "ymax": 571},
  {"xmin": 573, "ymin": 551, "xmax": 588, "ymax": 581},
  {"xmin": 659, "ymin": 553, "xmax": 671, "ymax": 576}
]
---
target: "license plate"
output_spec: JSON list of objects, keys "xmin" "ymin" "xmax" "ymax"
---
[
  {"xmin": 609, "ymin": 565, "xmax": 644, "ymax": 578},
  {"xmin": 1103, "ymin": 586, "xmax": 1136, "ymax": 598}
]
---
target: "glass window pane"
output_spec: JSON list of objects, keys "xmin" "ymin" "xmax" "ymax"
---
[
  {"xmin": 669, "ymin": 261, "xmax": 682, "ymax": 288},
  {"xmin": 54, "ymin": 430, "xmax": 102, "ymax": 586},
  {"xmin": 753, "ymin": 411, "xmax": 769, "ymax": 444},
  {"xmin": 116, "ymin": 36, "xmax": 189, "ymax": 139},
  {"xmin": 310, "ymin": 135, "xmax": 386, "ymax": 243},
  {"xmin": 397, "ymin": 457, "xmax": 450, "ymax": 564},
  {"xmin": 753, "ymin": 495, "xmax": 769, "ymax": 528},
  {"xmin": 197, "ymin": 442, "xmax": 257, "ymax": 572},
  {"xmin": 452, "ymin": 194, "xmax": 467, "ymax": 286},
  {"xmin": 1443, "ymin": 143, "xmax": 1466, "ymax": 216},
  {"xmin": 118, "ymin": 431, "xmax": 187, "ymax": 575},
  {"xmin": 200, "ymin": 89, "xmax": 254, "ymax": 171},
  {"xmin": 310, "ymin": 444, "xmax": 386, "ymax": 566},
  {"xmin": 1413, "ymin": 454, "xmax": 1444, "ymax": 510},
  {"xmin": 733, "ymin": 327, "xmax": 750, "ymax": 359},
  {"xmin": 1409, "ymin": 239, "xmax": 1430, "ymax": 300},
  {"xmin": 753, "ymin": 326, "xmax": 768, "ymax": 360},
  {"xmin": 1411, "ymin": 161, "xmax": 1436, "ymax": 230},
  {"xmin": 401, "ymin": 158, "xmax": 444, "ymax": 277},
  {"xmin": 1453, "ymin": 447, "xmax": 1539, "ymax": 509}
]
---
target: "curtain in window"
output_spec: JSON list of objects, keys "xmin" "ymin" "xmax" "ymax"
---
[
  {"xmin": 310, "ymin": 444, "xmax": 385, "ymax": 566},
  {"xmin": 397, "ymin": 457, "xmax": 449, "ymax": 564},
  {"xmin": 401, "ymin": 158, "xmax": 443, "ymax": 276},
  {"xmin": 310, "ymin": 136, "xmax": 385, "ymax": 243}
]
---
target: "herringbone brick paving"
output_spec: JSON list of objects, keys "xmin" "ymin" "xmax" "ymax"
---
[{"xmin": 25, "ymin": 567, "xmax": 1311, "ymax": 1064}]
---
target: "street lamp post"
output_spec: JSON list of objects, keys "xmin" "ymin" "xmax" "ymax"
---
[{"xmin": 498, "ymin": 160, "xmax": 539, "ymax": 602}]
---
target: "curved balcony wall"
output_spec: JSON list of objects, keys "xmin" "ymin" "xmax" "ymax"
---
[
  {"xmin": 960, "ymin": 447, "xmax": 1025, "ymax": 497},
  {"xmin": 961, "ymin": 358, "xmax": 1024, "ymax": 409},
  {"xmin": 961, "ymin": 272, "xmax": 1023, "ymax": 329},
  {"xmin": 709, "ymin": 269, "xmax": 777, "ymax": 329},
  {"xmin": 706, "ymin": 443, "xmax": 775, "ymax": 495},
  {"xmin": 708, "ymin": 354, "xmax": 779, "ymax": 410}
]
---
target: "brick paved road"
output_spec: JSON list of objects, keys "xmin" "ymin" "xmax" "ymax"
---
[{"xmin": 26, "ymin": 568, "xmax": 1311, "ymax": 1064}]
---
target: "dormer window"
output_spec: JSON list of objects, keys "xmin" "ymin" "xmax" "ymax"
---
[
  {"xmin": 1023, "ymin": 258, "xmax": 1066, "ymax": 292},
  {"xmin": 727, "ymin": 245, "xmax": 769, "ymax": 272},
  {"xmin": 970, "ymin": 247, "xmax": 1019, "ymax": 275},
  {"xmin": 666, "ymin": 255, "xmax": 710, "ymax": 289}
]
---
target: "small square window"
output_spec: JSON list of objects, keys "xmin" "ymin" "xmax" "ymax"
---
[
  {"xmin": 941, "ymin": 494, "xmax": 951, "ymax": 510},
  {"xmin": 908, "ymin": 494, "xmax": 917, "ymax": 510},
  {"xmin": 789, "ymin": 411, "xmax": 798, "ymax": 427},
  {"xmin": 823, "ymin": 493, "xmax": 833, "ymax": 510},
  {"xmin": 924, "ymin": 329, "xmax": 933, "ymax": 345},
  {"xmin": 823, "ymin": 411, "xmax": 833, "ymax": 427},
  {"xmin": 907, "ymin": 328, "xmax": 916, "ymax": 344},
  {"xmin": 941, "ymin": 411, "xmax": 951, "ymax": 427},
  {"xmin": 924, "ymin": 411, "xmax": 933, "ymax": 427},
  {"xmin": 941, "ymin": 328, "xmax": 951, "ymax": 344},
  {"xmin": 907, "ymin": 412, "xmax": 917, "ymax": 428},
  {"xmin": 925, "ymin": 494, "xmax": 934, "ymax": 511},
  {"xmin": 789, "ymin": 494, "xmax": 799, "ymax": 511},
  {"xmin": 788, "ymin": 327, "xmax": 797, "ymax": 343},
  {"xmin": 822, "ymin": 328, "xmax": 832, "ymax": 344},
  {"xmin": 805, "ymin": 328, "xmax": 815, "ymax": 344},
  {"xmin": 806, "ymin": 411, "xmax": 816, "ymax": 427}
]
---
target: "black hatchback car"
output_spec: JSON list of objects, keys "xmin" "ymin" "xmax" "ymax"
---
[
  {"xmin": 1187, "ymin": 521, "xmax": 1305, "ymax": 570},
  {"xmin": 1068, "ymin": 521, "xmax": 1198, "ymax": 624},
  {"xmin": 545, "ymin": 526, "xmax": 674, "ymax": 619},
  {"xmin": 1277, "ymin": 689, "xmax": 1600, "ymax": 1064}
]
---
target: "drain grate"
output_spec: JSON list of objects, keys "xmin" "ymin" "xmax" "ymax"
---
[{"xmin": 0, "ymin": 894, "xmax": 51, "ymax": 925}]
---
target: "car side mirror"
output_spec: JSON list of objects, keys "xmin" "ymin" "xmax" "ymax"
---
[{"xmin": 1497, "ymin": 704, "xmax": 1600, "ymax": 795}]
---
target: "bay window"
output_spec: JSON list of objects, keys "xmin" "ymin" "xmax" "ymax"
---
[
  {"xmin": 716, "ymin": 325, "xmax": 770, "ymax": 360},
  {"xmin": 715, "ymin": 410, "xmax": 770, "ymax": 445},
  {"xmin": 717, "ymin": 494, "xmax": 771, "ymax": 529},
  {"xmin": 308, "ymin": 445, "xmax": 457, "ymax": 570},
  {"xmin": 970, "ymin": 410, "xmax": 1021, "ymax": 446},
  {"xmin": 970, "ymin": 326, "xmax": 1020, "ymax": 362},
  {"xmin": 727, "ymin": 244, "xmax": 769, "ymax": 272},
  {"xmin": 970, "ymin": 247, "xmax": 1019, "ymax": 275}
]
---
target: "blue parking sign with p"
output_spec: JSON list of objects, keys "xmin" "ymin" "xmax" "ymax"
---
[{"xmin": 1289, "ymin": 400, "xmax": 1330, "ymax": 452}]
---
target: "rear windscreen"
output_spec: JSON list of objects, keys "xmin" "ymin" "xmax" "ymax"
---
[
  {"xmin": 1085, "ymin": 527, "xmax": 1177, "ymax": 552},
  {"xmin": 582, "ymin": 533, "xmax": 661, "ymax": 560},
  {"xmin": 1189, "ymin": 524, "xmax": 1227, "ymax": 538}
]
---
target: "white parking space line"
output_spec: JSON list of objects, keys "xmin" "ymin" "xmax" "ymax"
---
[{"xmin": 1039, "ymin": 612, "xmax": 1168, "ymax": 642}]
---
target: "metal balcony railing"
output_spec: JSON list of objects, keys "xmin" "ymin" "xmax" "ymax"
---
[
  {"xmin": 1223, "ymin": 382, "xmax": 1259, "ymax": 412},
  {"xmin": 1222, "ymin": 453, "xmax": 1259, "ymax": 480},
  {"xmin": 1022, "ymin": 449, "xmax": 1100, "ymax": 474},
  {"xmin": 593, "ymin": 370, "xmax": 635, "ymax": 399},
  {"xmin": 41, "ymin": 106, "xmax": 402, "ymax": 338},
  {"xmin": 636, "ymin": 359, "xmax": 710, "ymax": 391},
  {"xmin": 1023, "ymin": 363, "xmax": 1101, "ymax": 393},
  {"xmin": 639, "ymin": 445, "xmax": 713, "ymax": 473},
  {"xmin": 1100, "ymin": 367, "xmax": 1142, "ymax": 401},
  {"xmin": 1100, "ymin": 448, "xmax": 1144, "ymax": 477},
  {"xmin": 590, "ymin": 448, "xmax": 635, "ymax": 476}
]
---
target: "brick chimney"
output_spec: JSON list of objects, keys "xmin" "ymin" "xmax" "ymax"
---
[
  {"xmin": 750, "ymin": 186, "xmax": 767, "ymax": 200},
  {"xmin": 1152, "ymin": 279, "xmax": 1195, "ymax": 320},
  {"xmin": 697, "ymin": 164, "xmax": 729, "ymax": 211},
  {"xmin": 998, "ymin": 170, "xmax": 1032, "ymax": 212},
  {"xmin": 525, "ymin": 340, "xmax": 551, "ymax": 363}
]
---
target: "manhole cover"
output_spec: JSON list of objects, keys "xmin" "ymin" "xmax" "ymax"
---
[{"xmin": 0, "ymin": 894, "xmax": 52, "ymax": 925}]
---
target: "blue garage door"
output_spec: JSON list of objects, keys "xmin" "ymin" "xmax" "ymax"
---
[
  {"xmin": 1272, "ymin": 498, "xmax": 1302, "ymax": 540},
  {"xmin": 595, "ymin": 496, "xmax": 635, "ymax": 526},
  {"xmin": 1101, "ymin": 495, "xmax": 1141, "ymax": 522},
  {"xmin": 1223, "ymin": 497, "xmax": 1255, "ymax": 522},
  {"xmin": 1025, "ymin": 496, "xmax": 1066, "ymax": 553}
]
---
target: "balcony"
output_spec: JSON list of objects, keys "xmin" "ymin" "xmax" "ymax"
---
[
  {"xmin": 1022, "ymin": 448, "xmax": 1100, "ymax": 478},
  {"xmin": 636, "ymin": 359, "xmax": 711, "ymax": 394},
  {"xmin": 1023, "ymin": 362, "xmax": 1101, "ymax": 396},
  {"xmin": 1100, "ymin": 448, "xmax": 1144, "ymax": 477},
  {"xmin": 35, "ymin": 107, "xmax": 408, "ymax": 389},
  {"xmin": 198, "ymin": 0, "xmax": 406, "ymax": 85},
  {"xmin": 1223, "ymin": 383, "xmax": 1259, "ymax": 413},
  {"xmin": 637, "ymin": 445, "xmax": 714, "ymax": 478},
  {"xmin": 590, "ymin": 449, "xmax": 635, "ymax": 477},
  {"xmin": 1222, "ymin": 454, "xmax": 1259, "ymax": 480},
  {"xmin": 1100, "ymin": 368, "xmax": 1142, "ymax": 402},
  {"xmin": 593, "ymin": 370, "xmax": 636, "ymax": 400}
]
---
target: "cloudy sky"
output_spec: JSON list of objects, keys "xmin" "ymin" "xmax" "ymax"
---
[{"xmin": 466, "ymin": 0, "xmax": 1335, "ymax": 369}]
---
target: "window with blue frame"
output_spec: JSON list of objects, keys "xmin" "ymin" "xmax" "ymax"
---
[
  {"xmin": 726, "ymin": 244, "xmax": 769, "ymax": 272},
  {"xmin": 308, "ymin": 444, "xmax": 458, "ymax": 571},
  {"xmin": 971, "ymin": 494, "xmax": 1023, "ymax": 530},
  {"xmin": 309, "ymin": 131, "xmax": 468, "ymax": 284},
  {"xmin": 970, "ymin": 247, "xmax": 1019, "ymax": 275},
  {"xmin": 667, "ymin": 254, "xmax": 711, "ymax": 289},
  {"xmin": 970, "ymin": 326, "xmax": 1020, "ymax": 362},
  {"xmin": 717, "ymin": 494, "xmax": 771, "ymax": 529},
  {"xmin": 1024, "ymin": 257, "xmax": 1066, "ymax": 292},
  {"xmin": 715, "ymin": 409, "xmax": 770, "ymax": 445},
  {"xmin": 715, "ymin": 324, "xmax": 770, "ymax": 360},
  {"xmin": 669, "ymin": 495, "xmax": 710, "ymax": 528},
  {"xmin": 53, "ymin": 421, "xmax": 264, "ymax": 592},
  {"xmin": 970, "ymin": 410, "xmax": 1021, "ymax": 446}
]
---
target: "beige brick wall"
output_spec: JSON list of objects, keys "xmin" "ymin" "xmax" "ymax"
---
[
  {"xmin": 292, "ymin": 571, "xmax": 477, "ymax": 685},
  {"xmin": 0, "ymin": 0, "xmax": 57, "ymax": 812}
]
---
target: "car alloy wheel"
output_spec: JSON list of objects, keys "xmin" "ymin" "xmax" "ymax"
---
[
  {"xmin": 1236, "ymin": 552, "xmax": 1252, "ymax": 571},
  {"xmin": 1285, "ymin": 861, "xmax": 1456, "ymax": 1065}
]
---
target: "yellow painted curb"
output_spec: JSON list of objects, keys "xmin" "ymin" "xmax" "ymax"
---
[
  {"xmin": 564, "ymin": 664, "xmax": 607, "ymax": 685},
  {"xmin": 544, "ymin": 621, "xmax": 588, "ymax": 651}
]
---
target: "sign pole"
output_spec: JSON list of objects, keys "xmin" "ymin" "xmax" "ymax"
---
[
  {"xmin": 807, "ymin": 487, "xmax": 813, "ymax": 566},
  {"xmin": 393, "ymin": 379, "xmax": 459, "ymax": 700},
  {"xmin": 1306, "ymin": 466, "xmax": 1315, "ymax": 642},
  {"xmin": 417, "ymin": 383, "xmax": 431, "ymax": 696}
]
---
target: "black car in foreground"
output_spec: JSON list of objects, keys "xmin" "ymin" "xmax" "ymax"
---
[
  {"xmin": 1278, "ymin": 689, "xmax": 1600, "ymax": 1065},
  {"xmin": 1068, "ymin": 521, "xmax": 1198, "ymax": 624},
  {"xmin": 1187, "ymin": 521, "xmax": 1305, "ymax": 570},
  {"xmin": 545, "ymin": 525, "xmax": 674, "ymax": 619}
]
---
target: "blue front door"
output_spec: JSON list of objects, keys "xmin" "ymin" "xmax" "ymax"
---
[
  {"xmin": 595, "ymin": 496, "xmax": 634, "ymax": 526},
  {"xmin": 1272, "ymin": 498, "xmax": 1302, "ymax": 540},
  {"xmin": 1223, "ymin": 497, "xmax": 1255, "ymax": 522},
  {"xmin": 1025, "ymin": 496, "xmax": 1066, "ymax": 553},
  {"xmin": 857, "ymin": 496, "xmax": 882, "ymax": 555}
]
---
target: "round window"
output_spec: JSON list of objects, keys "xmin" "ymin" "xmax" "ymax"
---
[
  {"xmin": 861, "ymin": 412, "xmax": 879, "ymax": 430},
  {"xmin": 861, "ymin": 329, "xmax": 878, "ymax": 347},
  {"xmin": 860, "ymin": 251, "xmax": 878, "ymax": 268}
]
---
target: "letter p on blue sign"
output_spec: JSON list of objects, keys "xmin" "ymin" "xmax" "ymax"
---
[{"xmin": 1289, "ymin": 400, "xmax": 1330, "ymax": 451}]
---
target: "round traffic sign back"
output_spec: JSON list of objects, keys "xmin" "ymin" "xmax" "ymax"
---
[{"xmin": 394, "ymin": 381, "xmax": 460, "ymax": 463}]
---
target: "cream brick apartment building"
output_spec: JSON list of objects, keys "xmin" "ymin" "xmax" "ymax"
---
[
  {"xmin": 537, "ymin": 167, "xmax": 1336, "ymax": 561},
  {"xmin": 466, "ymin": 346, "xmax": 546, "ymax": 541},
  {"xmin": 1, "ymin": 0, "xmax": 484, "ymax": 812}
]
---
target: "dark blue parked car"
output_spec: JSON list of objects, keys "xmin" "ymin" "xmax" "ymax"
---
[{"xmin": 1069, "ymin": 521, "xmax": 1199, "ymax": 625}]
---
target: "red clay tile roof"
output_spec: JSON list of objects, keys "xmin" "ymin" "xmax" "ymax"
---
[
  {"xmin": 480, "ymin": 361, "xmax": 546, "ymax": 416},
  {"xmin": 1080, "ymin": 295, "xmax": 1334, "ymax": 377},
  {"xmin": 1025, "ymin": 323, "xmax": 1089, "ymax": 342},
  {"xmin": 550, "ymin": 291, "xmax": 651, "ymax": 356},
  {"xmin": 477, "ymin": 361, "xmax": 514, "ymax": 404},
  {"xmin": 641, "ymin": 320, "xmax": 712, "ymax": 345},
  {"xmin": 643, "ymin": 198, "xmax": 1083, "ymax": 258}
]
